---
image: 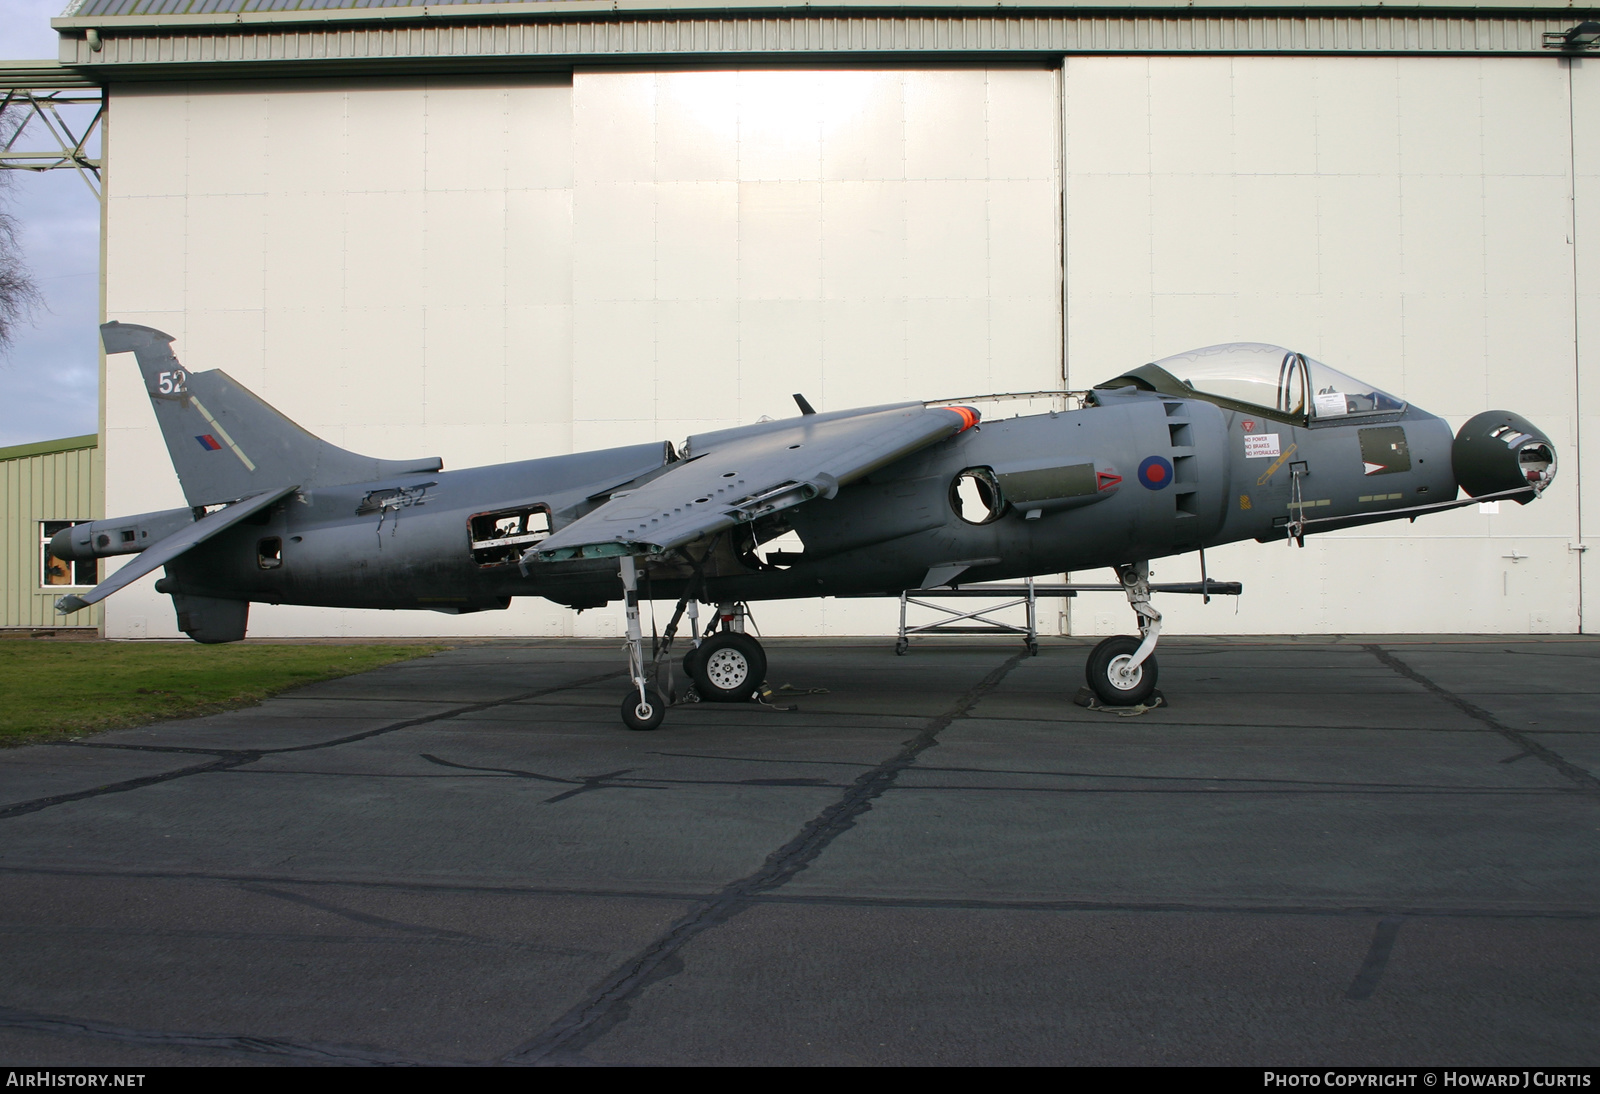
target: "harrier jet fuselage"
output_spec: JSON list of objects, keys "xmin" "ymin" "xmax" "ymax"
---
[{"xmin": 54, "ymin": 324, "xmax": 1556, "ymax": 728}]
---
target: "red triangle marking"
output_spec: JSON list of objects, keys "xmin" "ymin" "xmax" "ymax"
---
[{"xmin": 1097, "ymin": 471, "xmax": 1122, "ymax": 491}]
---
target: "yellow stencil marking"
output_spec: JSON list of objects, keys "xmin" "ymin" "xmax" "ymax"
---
[
  {"xmin": 1239, "ymin": 495, "xmax": 1252, "ymax": 510},
  {"xmin": 1256, "ymin": 443, "xmax": 1297, "ymax": 487},
  {"xmin": 189, "ymin": 396, "xmax": 257, "ymax": 472}
]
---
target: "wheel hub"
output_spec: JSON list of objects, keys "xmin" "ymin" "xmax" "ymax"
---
[
  {"xmin": 705, "ymin": 648, "xmax": 749, "ymax": 690},
  {"xmin": 1108, "ymin": 655, "xmax": 1143, "ymax": 690}
]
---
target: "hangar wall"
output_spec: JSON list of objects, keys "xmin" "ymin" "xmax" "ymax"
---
[
  {"xmin": 1573, "ymin": 57, "xmax": 1600, "ymax": 641},
  {"xmin": 1062, "ymin": 55, "xmax": 1587, "ymax": 635},
  {"xmin": 98, "ymin": 56, "xmax": 1592, "ymax": 638},
  {"xmin": 101, "ymin": 67, "xmax": 1064, "ymax": 638}
]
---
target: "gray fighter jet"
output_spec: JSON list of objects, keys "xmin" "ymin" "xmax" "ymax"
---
[{"xmin": 52, "ymin": 323, "xmax": 1556, "ymax": 729}]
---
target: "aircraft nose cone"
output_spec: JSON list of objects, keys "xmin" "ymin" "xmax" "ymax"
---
[{"xmin": 1452, "ymin": 411, "xmax": 1556, "ymax": 504}]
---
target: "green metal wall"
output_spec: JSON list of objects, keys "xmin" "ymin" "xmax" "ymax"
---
[{"xmin": 1, "ymin": 437, "xmax": 103, "ymax": 630}]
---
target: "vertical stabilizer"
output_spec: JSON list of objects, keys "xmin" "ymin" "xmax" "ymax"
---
[{"xmin": 102, "ymin": 322, "xmax": 442, "ymax": 506}]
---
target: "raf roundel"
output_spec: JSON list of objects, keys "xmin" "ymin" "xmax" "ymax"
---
[{"xmin": 1137, "ymin": 455, "xmax": 1173, "ymax": 490}]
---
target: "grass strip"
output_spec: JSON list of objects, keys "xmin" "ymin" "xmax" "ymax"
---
[{"xmin": 0, "ymin": 642, "xmax": 445, "ymax": 744}]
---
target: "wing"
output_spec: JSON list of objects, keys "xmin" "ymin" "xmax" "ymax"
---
[
  {"xmin": 532, "ymin": 403, "xmax": 979, "ymax": 560},
  {"xmin": 55, "ymin": 485, "xmax": 299, "ymax": 614}
]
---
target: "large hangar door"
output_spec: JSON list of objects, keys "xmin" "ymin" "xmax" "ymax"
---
[
  {"xmin": 103, "ymin": 77, "xmax": 580, "ymax": 640},
  {"xmin": 569, "ymin": 67, "xmax": 1063, "ymax": 636},
  {"xmin": 1063, "ymin": 56, "xmax": 1582, "ymax": 635}
]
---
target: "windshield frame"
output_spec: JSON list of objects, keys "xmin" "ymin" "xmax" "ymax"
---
[{"xmin": 1099, "ymin": 362, "xmax": 1314, "ymax": 427}]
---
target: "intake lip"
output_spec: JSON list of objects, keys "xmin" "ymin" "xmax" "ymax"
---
[{"xmin": 1452, "ymin": 410, "xmax": 1556, "ymax": 504}]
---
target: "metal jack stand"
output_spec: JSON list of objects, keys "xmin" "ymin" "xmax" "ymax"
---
[
  {"xmin": 896, "ymin": 577, "xmax": 1043, "ymax": 656},
  {"xmin": 890, "ymin": 571, "xmax": 1244, "ymax": 671}
]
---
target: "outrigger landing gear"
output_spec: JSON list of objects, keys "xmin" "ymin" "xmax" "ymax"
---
[
  {"xmin": 617, "ymin": 555, "xmax": 666, "ymax": 731},
  {"xmin": 1084, "ymin": 561, "xmax": 1162, "ymax": 707}
]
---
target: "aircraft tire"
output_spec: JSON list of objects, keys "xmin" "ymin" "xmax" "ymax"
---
[
  {"xmin": 621, "ymin": 686, "xmax": 667, "ymax": 731},
  {"xmin": 1085, "ymin": 635, "xmax": 1158, "ymax": 707},
  {"xmin": 681, "ymin": 644, "xmax": 704, "ymax": 680},
  {"xmin": 690, "ymin": 632, "xmax": 766, "ymax": 703}
]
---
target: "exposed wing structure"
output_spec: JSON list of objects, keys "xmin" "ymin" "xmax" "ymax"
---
[
  {"xmin": 532, "ymin": 403, "xmax": 979, "ymax": 560},
  {"xmin": 55, "ymin": 485, "xmax": 299, "ymax": 614}
]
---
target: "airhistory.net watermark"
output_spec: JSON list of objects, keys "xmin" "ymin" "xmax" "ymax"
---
[{"xmin": 5, "ymin": 1074, "xmax": 144, "ymax": 1088}]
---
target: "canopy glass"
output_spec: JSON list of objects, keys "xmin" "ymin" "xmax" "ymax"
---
[{"xmin": 1149, "ymin": 343, "xmax": 1406, "ymax": 420}]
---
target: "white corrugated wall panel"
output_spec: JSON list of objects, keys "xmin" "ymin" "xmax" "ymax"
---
[
  {"xmin": 101, "ymin": 67, "xmax": 1063, "ymax": 637},
  {"xmin": 567, "ymin": 66, "xmax": 1063, "ymax": 637},
  {"xmin": 102, "ymin": 76, "xmax": 581, "ymax": 639},
  {"xmin": 1063, "ymin": 54, "xmax": 1582, "ymax": 635},
  {"xmin": 100, "ymin": 55, "xmax": 1585, "ymax": 639}
]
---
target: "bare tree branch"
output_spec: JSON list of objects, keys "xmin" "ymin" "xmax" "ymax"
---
[{"xmin": 0, "ymin": 103, "xmax": 44, "ymax": 356}]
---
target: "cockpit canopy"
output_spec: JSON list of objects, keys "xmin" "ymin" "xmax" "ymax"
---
[{"xmin": 1107, "ymin": 343, "xmax": 1406, "ymax": 421}]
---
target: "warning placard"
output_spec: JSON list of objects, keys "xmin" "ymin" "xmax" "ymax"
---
[{"xmin": 1244, "ymin": 433, "xmax": 1281, "ymax": 459}]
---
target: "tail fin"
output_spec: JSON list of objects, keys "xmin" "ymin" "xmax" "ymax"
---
[{"xmin": 103, "ymin": 322, "xmax": 442, "ymax": 506}]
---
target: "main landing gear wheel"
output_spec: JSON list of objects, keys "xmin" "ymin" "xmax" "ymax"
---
[
  {"xmin": 681, "ymin": 643, "xmax": 704, "ymax": 680},
  {"xmin": 1085, "ymin": 635, "xmax": 1158, "ymax": 707},
  {"xmin": 621, "ymin": 686, "xmax": 667, "ymax": 731},
  {"xmin": 690, "ymin": 631, "xmax": 766, "ymax": 703}
]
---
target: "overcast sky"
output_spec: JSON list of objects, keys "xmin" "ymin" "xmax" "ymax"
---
[{"xmin": 1, "ymin": 0, "xmax": 103, "ymax": 448}]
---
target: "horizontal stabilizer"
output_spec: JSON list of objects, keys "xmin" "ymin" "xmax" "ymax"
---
[
  {"xmin": 55, "ymin": 485, "xmax": 298, "ymax": 615},
  {"xmin": 532, "ymin": 402, "xmax": 979, "ymax": 561}
]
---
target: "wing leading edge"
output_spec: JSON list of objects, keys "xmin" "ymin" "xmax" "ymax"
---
[{"xmin": 532, "ymin": 403, "xmax": 980, "ymax": 561}]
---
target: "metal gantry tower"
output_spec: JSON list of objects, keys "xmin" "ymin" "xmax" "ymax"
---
[{"xmin": 1, "ymin": 87, "xmax": 104, "ymax": 201}]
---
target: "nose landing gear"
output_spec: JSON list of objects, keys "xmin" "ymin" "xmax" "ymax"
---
[{"xmin": 1084, "ymin": 561, "xmax": 1163, "ymax": 707}]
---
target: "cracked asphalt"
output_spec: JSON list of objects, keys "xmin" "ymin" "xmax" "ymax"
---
[{"xmin": 0, "ymin": 635, "xmax": 1597, "ymax": 1066}]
